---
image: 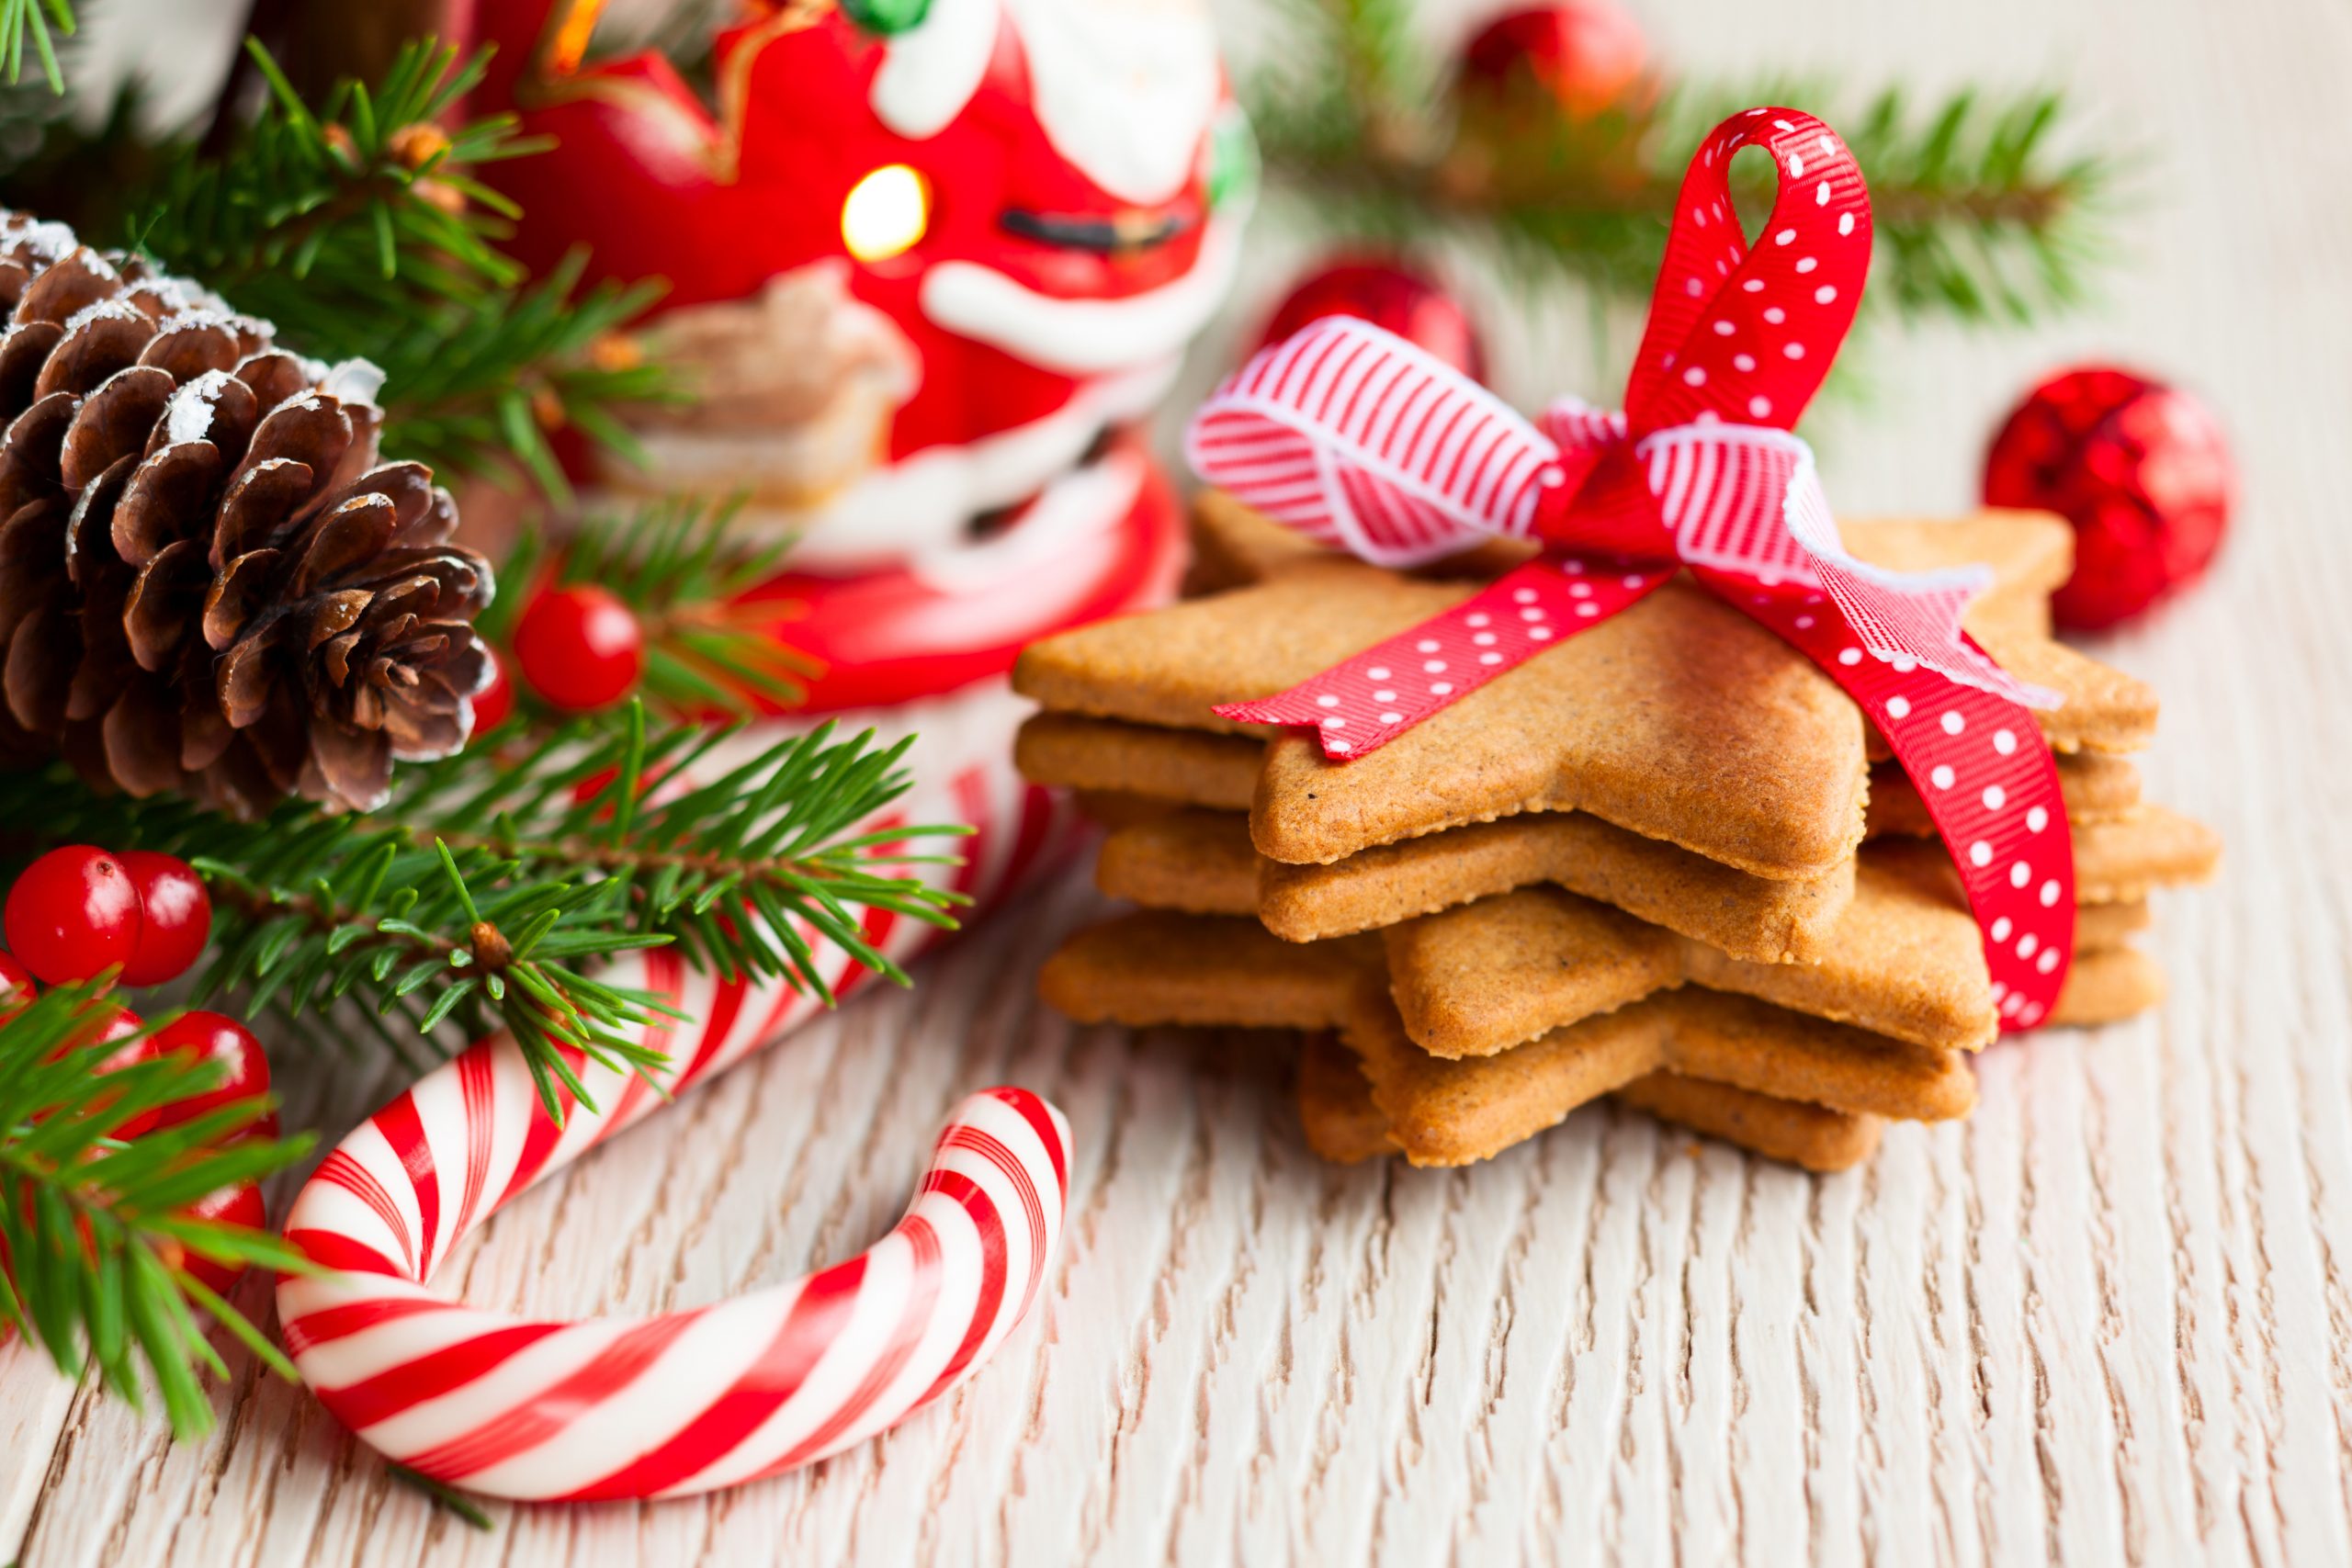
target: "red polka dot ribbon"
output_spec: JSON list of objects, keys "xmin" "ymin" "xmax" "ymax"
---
[{"xmin": 1184, "ymin": 107, "xmax": 2077, "ymax": 1031}]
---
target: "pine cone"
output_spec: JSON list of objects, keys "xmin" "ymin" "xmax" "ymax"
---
[{"xmin": 0, "ymin": 210, "xmax": 494, "ymax": 817}]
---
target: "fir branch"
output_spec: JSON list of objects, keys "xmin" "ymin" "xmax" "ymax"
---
[
  {"xmin": 551, "ymin": 498, "xmax": 817, "ymax": 716},
  {"xmin": 1246, "ymin": 0, "xmax": 2123, "ymax": 338},
  {"xmin": 0, "ymin": 982, "xmax": 313, "ymax": 1438},
  {"xmin": 53, "ymin": 36, "xmax": 677, "ymax": 496},
  {"xmin": 0, "ymin": 706, "xmax": 968, "ymax": 1122}
]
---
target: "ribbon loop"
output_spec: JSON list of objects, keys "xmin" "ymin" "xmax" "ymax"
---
[{"xmin": 1627, "ymin": 108, "xmax": 1871, "ymax": 434}]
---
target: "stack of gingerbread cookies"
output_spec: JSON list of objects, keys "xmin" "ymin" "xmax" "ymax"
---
[{"xmin": 1015, "ymin": 493, "xmax": 2220, "ymax": 1173}]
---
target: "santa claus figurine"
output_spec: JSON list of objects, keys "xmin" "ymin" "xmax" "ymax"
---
[{"xmin": 473, "ymin": 0, "xmax": 1247, "ymax": 711}]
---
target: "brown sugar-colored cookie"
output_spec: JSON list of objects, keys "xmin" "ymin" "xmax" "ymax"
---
[
  {"xmin": 2049, "ymin": 945, "xmax": 2166, "ymax": 1025},
  {"xmin": 1070, "ymin": 790, "xmax": 1181, "ymax": 829},
  {"xmin": 1017, "ymin": 713, "xmax": 1261, "ymax": 810},
  {"xmin": 2075, "ymin": 898, "xmax": 2151, "ymax": 952},
  {"xmin": 1382, "ymin": 888, "xmax": 1685, "ymax": 1059},
  {"xmin": 1382, "ymin": 845, "xmax": 2000, "ymax": 1059},
  {"xmin": 1019, "ymin": 562, "xmax": 1873, "ymax": 881},
  {"xmin": 1188, "ymin": 487, "xmax": 1536, "ymax": 594},
  {"xmin": 1611, "ymin": 1073, "xmax": 1883, "ymax": 1173},
  {"xmin": 1969, "ymin": 624, "xmax": 2159, "ymax": 754},
  {"xmin": 1339, "ymin": 980, "xmax": 1973, "ymax": 1168},
  {"xmin": 1868, "ymin": 751, "xmax": 2142, "ymax": 838},
  {"xmin": 1095, "ymin": 808, "xmax": 1261, "ymax": 915},
  {"xmin": 1255, "ymin": 810, "xmax": 1854, "ymax": 961},
  {"xmin": 1294, "ymin": 1037, "xmax": 1881, "ymax": 1173},
  {"xmin": 1038, "ymin": 910, "xmax": 1376, "ymax": 1031},
  {"xmin": 2073, "ymin": 805, "xmax": 2222, "ymax": 901},
  {"xmin": 1295, "ymin": 1032, "xmax": 1397, "ymax": 1164}
]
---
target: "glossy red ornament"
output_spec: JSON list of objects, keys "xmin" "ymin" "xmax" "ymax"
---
[
  {"xmin": 1983, "ymin": 367, "xmax": 2234, "ymax": 630},
  {"xmin": 149, "ymin": 1011, "xmax": 277, "ymax": 1144},
  {"xmin": 470, "ymin": 644, "xmax": 515, "ymax": 734},
  {"xmin": 117, "ymin": 852, "xmax": 211, "ymax": 988},
  {"xmin": 5, "ymin": 846, "xmax": 142, "ymax": 986},
  {"xmin": 512, "ymin": 584, "xmax": 646, "ymax": 712},
  {"xmin": 64, "ymin": 1004, "xmax": 160, "ymax": 1138},
  {"xmin": 1459, "ymin": 0, "xmax": 1651, "ymax": 120},
  {"xmin": 171, "ymin": 1180, "xmax": 267, "ymax": 1298},
  {"xmin": 1260, "ymin": 260, "xmax": 1487, "ymax": 384}
]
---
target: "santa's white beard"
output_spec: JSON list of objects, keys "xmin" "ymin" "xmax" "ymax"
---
[{"xmin": 1001, "ymin": 0, "xmax": 1221, "ymax": 206}]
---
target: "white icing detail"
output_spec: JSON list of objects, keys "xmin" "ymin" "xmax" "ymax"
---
[
  {"xmin": 1001, "ymin": 0, "xmax": 1223, "ymax": 205},
  {"xmin": 920, "ymin": 213, "xmax": 1240, "ymax": 375},
  {"xmin": 610, "ymin": 358, "xmax": 1177, "ymax": 570},
  {"xmin": 871, "ymin": 0, "xmax": 1002, "ymax": 140},
  {"xmin": 62, "ymin": 297, "xmax": 144, "ymax": 333}
]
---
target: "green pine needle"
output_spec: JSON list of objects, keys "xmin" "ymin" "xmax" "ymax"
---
[
  {"xmin": 0, "ymin": 982, "xmax": 314, "ymax": 1439},
  {"xmin": 0, "ymin": 705, "xmax": 969, "ymax": 1126},
  {"xmin": 1245, "ymin": 0, "xmax": 2125, "ymax": 350}
]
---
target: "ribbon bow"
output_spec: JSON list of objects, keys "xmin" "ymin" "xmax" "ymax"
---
[{"xmin": 1185, "ymin": 107, "xmax": 2076, "ymax": 1032}]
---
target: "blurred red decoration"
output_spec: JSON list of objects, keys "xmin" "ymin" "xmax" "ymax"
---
[
  {"xmin": 512, "ymin": 585, "xmax": 647, "ymax": 712},
  {"xmin": 1983, "ymin": 367, "xmax": 2234, "ymax": 631},
  {"xmin": 1459, "ymin": 0, "xmax": 1651, "ymax": 120},
  {"xmin": 470, "ymin": 645, "xmax": 515, "ymax": 735},
  {"xmin": 117, "ymin": 852, "xmax": 211, "ymax": 988},
  {"xmin": 1261, "ymin": 260, "xmax": 1487, "ymax": 384}
]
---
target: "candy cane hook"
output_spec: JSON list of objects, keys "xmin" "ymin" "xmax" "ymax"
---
[{"xmin": 276, "ymin": 747, "xmax": 1079, "ymax": 1500}]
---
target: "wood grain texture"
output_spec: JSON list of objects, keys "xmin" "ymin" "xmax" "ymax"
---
[{"xmin": 7, "ymin": 0, "xmax": 2352, "ymax": 1562}]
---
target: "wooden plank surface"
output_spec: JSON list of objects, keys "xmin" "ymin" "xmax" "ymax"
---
[{"xmin": 7, "ymin": 0, "xmax": 2352, "ymax": 1562}]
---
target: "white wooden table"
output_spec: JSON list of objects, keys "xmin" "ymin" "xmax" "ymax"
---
[{"xmin": 7, "ymin": 0, "xmax": 2351, "ymax": 1562}]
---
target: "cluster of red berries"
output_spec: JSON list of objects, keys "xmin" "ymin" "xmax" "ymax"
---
[{"xmin": 2, "ymin": 846, "xmax": 270, "ymax": 1298}]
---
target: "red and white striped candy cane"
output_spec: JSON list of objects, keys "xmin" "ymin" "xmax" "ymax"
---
[{"xmin": 277, "ymin": 690, "xmax": 1084, "ymax": 1499}]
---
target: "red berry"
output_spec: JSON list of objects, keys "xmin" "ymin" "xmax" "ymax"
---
[
  {"xmin": 1983, "ymin": 367, "xmax": 2234, "ymax": 631},
  {"xmin": 64, "ymin": 1004, "xmax": 160, "ymax": 1138},
  {"xmin": 1261, "ymin": 260, "xmax": 1487, "ymax": 383},
  {"xmin": 471, "ymin": 644, "xmax": 516, "ymax": 734},
  {"xmin": 117, "ymin": 852, "xmax": 211, "ymax": 987},
  {"xmin": 5, "ymin": 846, "xmax": 141, "ymax": 986},
  {"xmin": 149, "ymin": 1011, "xmax": 275, "ymax": 1142},
  {"xmin": 512, "ymin": 584, "xmax": 645, "ymax": 712},
  {"xmin": 1461, "ymin": 1, "xmax": 1651, "ymax": 120},
  {"xmin": 171, "ymin": 1180, "xmax": 266, "ymax": 1298},
  {"xmin": 0, "ymin": 949, "xmax": 31, "ymax": 1019}
]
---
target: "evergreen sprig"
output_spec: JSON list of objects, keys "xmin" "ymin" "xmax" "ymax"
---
[
  {"xmin": 0, "ymin": 982, "xmax": 313, "ymax": 1438},
  {"xmin": 32, "ymin": 36, "xmax": 673, "ymax": 498},
  {"xmin": 1247, "ymin": 0, "xmax": 2122, "ymax": 344},
  {"xmin": 0, "ymin": 706, "xmax": 969, "ymax": 1122},
  {"xmin": 551, "ymin": 498, "xmax": 816, "ymax": 716}
]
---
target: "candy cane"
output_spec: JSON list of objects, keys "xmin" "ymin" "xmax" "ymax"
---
[{"xmin": 277, "ymin": 700, "xmax": 1084, "ymax": 1500}]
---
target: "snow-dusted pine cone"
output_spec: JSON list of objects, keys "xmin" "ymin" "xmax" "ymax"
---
[{"xmin": 0, "ymin": 211, "xmax": 493, "ymax": 817}]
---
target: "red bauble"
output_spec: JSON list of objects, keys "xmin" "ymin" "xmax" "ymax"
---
[
  {"xmin": 73, "ymin": 1003, "xmax": 159, "ymax": 1138},
  {"xmin": 5, "ymin": 846, "xmax": 142, "ymax": 986},
  {"xmin": 150, "ymin": 1011, "xmax": 276, "ymax": 1144},
  {"xmin": 1983, "ymin": 367, "xmax": 2234, "ymax": 631},
  {"xmin": 173, "ymin": 1180, "xmax": 266, "ymax": 1298},
  {"xmin": 0, "ymin": 949, "xmax": 30, "ymax": 1018},
  {"xmin": 117, "ymin": 852, "xmax": 211, "ymax": 988},
  {"xmin": 1261, "ymin": 260, "xmax": 1487, "ymax": 384},
  {"xmin": 1460, "ymin": 0, "xmax": 1651, "ymax": 120},
  {"xmin": 471, "ymin": 644, "xmax": 515, "ymax": 734},
  {"xmin": 512, "ymin": 585, "xmax": 646, "ymax": 712}
]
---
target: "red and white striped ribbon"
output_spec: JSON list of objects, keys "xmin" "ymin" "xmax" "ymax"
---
[
  {"xmin": 1187, "ymin": 107, "xmax": 2079, "ymax": 1030},
  {"xmin": 277, "ymin": 694, "xmax": 1086, "ymax": 1499}
]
